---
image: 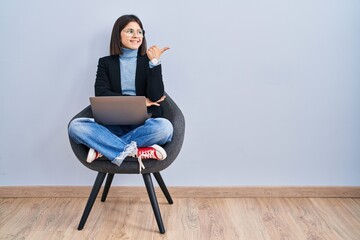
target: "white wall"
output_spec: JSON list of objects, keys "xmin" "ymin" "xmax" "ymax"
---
[{"xmin": 1, "ymin": 0, "xmax": 359, "ymax": 186}]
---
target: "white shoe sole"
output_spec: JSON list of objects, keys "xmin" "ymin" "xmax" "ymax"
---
[
  {"xmin": 86, "ymin": 148, "xmax": 96, "ymax": 163},
  {"xmin": 151, "ymin": 144, "xmax": 167, "ymax": 160}
]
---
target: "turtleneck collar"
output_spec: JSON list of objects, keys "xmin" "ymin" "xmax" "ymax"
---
[{"xmin": 120, "ymin": 48, "xmax": 138, "ymax": 58}]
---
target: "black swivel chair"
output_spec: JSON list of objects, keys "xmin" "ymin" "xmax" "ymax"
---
[{"xmin": 68, "ymin": 93, "xmax": 185, "ymax": 234}]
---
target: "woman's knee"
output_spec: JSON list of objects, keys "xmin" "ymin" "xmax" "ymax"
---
[
  {"xmin": 68, "ymin": 118, "xmax": 94, "ymax": 137},
  {"xmin": 153, "ymin": 118, "xmax": 174, "ymax": 139}
]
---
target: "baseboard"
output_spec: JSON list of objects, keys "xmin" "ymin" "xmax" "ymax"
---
[{"xmin": 1, "ymin": 186, "xmax": 359, "ymax": 198}]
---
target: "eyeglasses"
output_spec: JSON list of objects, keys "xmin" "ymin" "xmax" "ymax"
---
[{"xmin": 122, "ymin": 28, "xmax": 144, "ymax": 37}]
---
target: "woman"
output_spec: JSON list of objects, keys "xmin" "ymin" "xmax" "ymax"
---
[{"xmin": 68, "ymin": 15, "xmax": 173, "ymax": 172}]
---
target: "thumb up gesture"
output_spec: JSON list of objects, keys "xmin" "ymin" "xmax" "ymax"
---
[{"xmin": 147, "ymin": 45, "xmax": 170, "ymax": 61}]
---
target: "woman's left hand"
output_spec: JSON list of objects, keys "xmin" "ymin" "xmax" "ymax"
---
[
  {"xmin": 145, "ymin": 95, "xmax": 166, "ymax": 107},
  {"xmin": 147, "ymin": 46, "xmax": 170, "ymax": 61}
]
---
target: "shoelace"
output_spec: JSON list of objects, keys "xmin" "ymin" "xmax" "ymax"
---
[
  {"xmin": 137, "ymin": 156, "xmax": 146, "ymax": 173},
  {"xmin": 137, "ymin": 149, "xmax": 158, "ymax": 173}
]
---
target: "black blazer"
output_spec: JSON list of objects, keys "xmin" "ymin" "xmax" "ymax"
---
[{"xmin": 94, "ymin": 54, "xmax": 165, "ymax": 117}]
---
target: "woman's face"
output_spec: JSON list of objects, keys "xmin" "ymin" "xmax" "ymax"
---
[{"xmin": 120, "ymin": 21, "xmax": 143, "ymax": 50}]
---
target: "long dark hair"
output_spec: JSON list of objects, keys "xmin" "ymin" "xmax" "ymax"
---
[{"xmin": 109, "ymin": 15, "xmax": 147, "ymax": 56}]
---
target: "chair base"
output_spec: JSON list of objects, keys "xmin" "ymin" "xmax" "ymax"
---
[{"xmin": 77, "ymin": 171, "xmax": 171, "ymax": 234}]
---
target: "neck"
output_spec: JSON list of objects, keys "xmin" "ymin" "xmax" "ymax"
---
[{"xmin": 121, "ymin": 48, "xmax": 137, "ymax": 58}]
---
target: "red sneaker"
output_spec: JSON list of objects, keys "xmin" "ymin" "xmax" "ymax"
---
[
  {"xmin": 135, "ymin": 144, "xmax": 167, "ymax": 161},
  {"xmin": 130, "ymin": 144, "xmax": 167, "ymax": 172},
  {"xmin": 86, "ymin": 148, "xmax": 103, "ymax": 163}
]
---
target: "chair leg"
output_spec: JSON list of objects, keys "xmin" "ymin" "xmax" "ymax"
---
[
  {"xmin": 101, "ymin": 173, "xmax": 114, "ymax": 202},
  {"xmin": 78, "ymin": 172, "xmax": 106, "ymax": 230},
  {"xmin": 153, "ymin": 172, "xmax": 173, "ymax": 204},
  {"xmin": 142, "ymin": 173, "xmax": 165, "ymax": 234}
]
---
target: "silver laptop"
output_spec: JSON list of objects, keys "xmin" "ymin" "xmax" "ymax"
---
[{"xmin": 90, "ymin": 96, "xmax": 149, "ymax": 125}]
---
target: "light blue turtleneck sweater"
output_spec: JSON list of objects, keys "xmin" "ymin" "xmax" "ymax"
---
[
  {"xmin": 119, "ymin": 48, "xmax": 160, "ymax": 96},
  {"xmin": 119, "ymin": 48, "xmax": 137, "ymax": 96}
]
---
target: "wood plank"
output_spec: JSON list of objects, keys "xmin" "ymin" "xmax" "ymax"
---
[
  {"xmin": 1, "ymin": 186, "xmax": 360, "ymax": 198},
  {"xmin": 1, "ymin": 197, "xmax": 360, "ymax": 240}
]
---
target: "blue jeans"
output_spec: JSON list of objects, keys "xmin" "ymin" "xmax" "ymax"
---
[{"xmin": 68, "ymin": 117, "xmax": 173, "ymax": 165}]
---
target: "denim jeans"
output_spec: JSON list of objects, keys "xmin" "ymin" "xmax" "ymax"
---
[{"xmin": 68, "ymin": 117, "xmax": 173, "ymax": 165}]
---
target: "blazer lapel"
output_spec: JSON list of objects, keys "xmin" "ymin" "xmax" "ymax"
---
[
  {"xmin": 109, "ymin": 55, "xmax": 121, "ymax": 94},
  {"xmin": 135, "ymin": 55, "xmax": 147, "ymax": 96}
]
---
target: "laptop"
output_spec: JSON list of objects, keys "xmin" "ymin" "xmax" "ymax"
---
[{"xmin": 89, "ymin": 96, "xmax": 150, "ymax": 125}]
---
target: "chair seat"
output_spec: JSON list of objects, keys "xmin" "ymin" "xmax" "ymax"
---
[{"xmin": 75, "ymin": 152, "xmax": 175, "ymax": 174}]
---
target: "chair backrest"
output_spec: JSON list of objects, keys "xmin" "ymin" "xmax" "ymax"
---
[{"xmin": 68, "ymin": 92, "xmax": 185, "ymax": 174}]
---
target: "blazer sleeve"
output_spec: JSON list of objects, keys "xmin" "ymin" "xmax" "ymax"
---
[
  {"xmin": 94, "ymin": 57, "xmax": 122, "ymax": 96},
  {"xmin": 146, "ymin": 64, "xmax": 164, "ymax": 102}
]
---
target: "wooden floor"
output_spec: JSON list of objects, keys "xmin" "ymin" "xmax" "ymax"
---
[{"xmin": 1, "ymin": 197, "xmax": 360, "ymax": 240}]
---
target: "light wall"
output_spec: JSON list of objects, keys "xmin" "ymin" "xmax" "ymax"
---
[{"xmin": 1, "ymin": 0, "xmax": 359, "ymax": 186}]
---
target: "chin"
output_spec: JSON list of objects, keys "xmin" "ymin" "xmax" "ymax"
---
[{"xmin": 126, "ymin": 45, "xmax": 140, "ymax": 50}]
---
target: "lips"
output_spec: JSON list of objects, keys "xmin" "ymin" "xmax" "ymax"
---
[{"xmin": 122, "ymin": 37, "xmax": 142, "ymax": 50}]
